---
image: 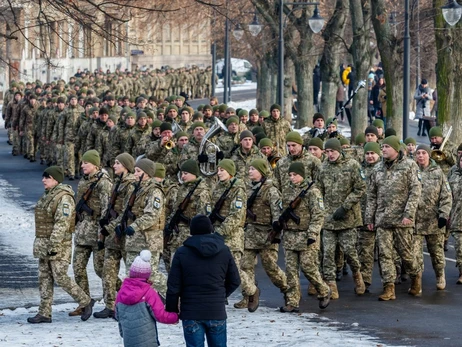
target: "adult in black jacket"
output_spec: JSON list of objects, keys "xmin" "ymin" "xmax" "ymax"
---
[{"xmin": 166, "ymin": 214, "xmax": 240, "ymax": 347}]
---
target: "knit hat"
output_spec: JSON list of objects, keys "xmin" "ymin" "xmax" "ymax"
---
[
  {"xmin": 240, "ymin": 130, "xmax": 254, "ymax": 142},
  {"xmin": 249, "ymin": 109, "xmax": 259, "ymax": 116},
  {"xmin": 382, "ymin": 135, "xmax": 401, "ymax": 152},
  {"xmin": 270, "ymin": 104, "xmax": 282, "ymax": 112},
  {"xmin": 259, "ymin": 110, "xmax": 270, "ymax": 118},
  {"xmin": 166, "ymin": 105, "xmax": 178, "ymax": 113},
  {"xmin": 326, "ymin": 117, "xmax": 338, "ymax": 126},
  {"xmin": 385, "ymin": 128, "xmax": 397, "ymax": 137},
  {"xmin": 226, "ymin": 116, "xmax": 239, "ymax": 127},
  {"xmin": 180, "ymin": 107, "xmax": 192, "ymax": 115},
  {"xmin": 152, "ymin": 119, "xmax": 162, "ymax": 128},
  {"xmin": 251, "ymin": 126, "xmax": 265, "ymax": 135},
  {"xmin": 313, "ymin": 113, "xmax": 325, "ymax": 122},
  {"xmin": 355, "ymin": 133, "xmax": 366, "ymax": 144},
  {"xmin": 145, "ymin": 110, "xmax": 154, "ymax": 119},
  {"xmin": 203, "ymin": 104, "xmax": 212, "ymax": 111},
  {"xmin": 324, "ymin": 138, "xmax": 342, "ymax": 153},
  {"xmin": 404, "ymin": 137, "xmax": 417, "ymax": 145},
  {"xmin": 192, "ymin": 111, "xmax": 204, "ymax": 121},
  {"xmin": 372, "ymin": 119, "xmax": 384, "ymax": 129},
  {"xmin": 255, "ymin": 132, "xmax": 266, "ymax": 145},
  {"xmin": 137, "ymin": 112, "xmax": 147, "ymax": 120},
  {"xmin": 238, "ymin": 109, "xmax": 249, "ymax": 117},
  {"xmin": 136, "ymin": 158, "xmax": 156, "ymax": 178},
  {"xmin": 108, "ymin": 115, "xmax": 117, "ymax": 124},
  {"xmin": 429, "ymin": 126, "xmax": 443, "ymax": 137},
  {"xmin": 43, "ymin": 166, "xmax": 64, "ymax": 183},
  {"xmin": 190, "ymin": 214, "xmax": 214, "ymax": 235},
  {"xmin": 175, "ymin": 131, "xmax": 189, "ymax": 140},
  {"xmin": 218, "ymin": 104, "xmax": 227, "ymax": 113},
  {"xmin": 99, "ymin": 107, "xmax": 109, "ymax": 115},
  {"xmin": 365, "ymin": 125, "xmax": 379, "ymax": 137},
  {"xmin": 57, "ymin": 97, "xmax": 66, "ymax": 104},
  {"xmin": 126, "ymin": 112, "xmax": 136, "ymax": 119},
  {"xmin": 340, "ymin": 138, "xmax": 350, "ymax": 146},
  {"xmin": 226, "ymin": 107, "xmax": 236, "ymax": 114},
  {"xmin": 259, "ymin": 138, "xmax": 273, "ymax": 149},
  {"xmin": 364, "ymin": 142, "xmax": 381, "ymax": 156},
  {"xmin": 217, "ymin": 159, "xmax": 236, "ymax": 176},
  {"xmin": 308, "ymin": 137, "xmax": 324, "ymax": 150},
  {"xmin": 154, "ymin": 163, "xmax": 166, "ymax": 179},
  {"xmin": 285, "ymin": 131, "xmax": 303, "ymax": 145},
  {"xmin": 288, "ymin": 162, "xmax": 305, "ymax": 178},
  {"xmin": 160, "ymin": 122, "xmax": 172, "ymax": 133},
  {"xmin": 191, "ymin": 121, "xmax": 206, "ymax": 131},
  {"xmin": 250, "ymin": 159, "xmax": 270, "ymax": 177},
  {"xmin": 129, "ymin": 250, "xmax": 152, "ymax": 279},
  {"xmin": 82, "ymin": 150, "xmax": 101, "ymax": 167},
  {"xmin": 116, "ymin": 153, "xmax": 135, "ymax": 173},
  {"xmin": 416, "ymin": 144, "xmax": 431, "ymax": 156},
  {"xmin": 180, "ymin": 159, "xmax": 200, "ymax": 177}
]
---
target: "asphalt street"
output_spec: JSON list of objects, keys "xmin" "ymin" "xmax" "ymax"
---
[{"xmin": 1, "ymin": 98, "xmax": 457, "ymax": 346}]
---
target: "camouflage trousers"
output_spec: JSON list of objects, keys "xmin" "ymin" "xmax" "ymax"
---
[
  {"xmin": 322, "ymin": 228, "xmax": 361, "ymax": 281},
  {"xmin": 358, "ymin": 229, "xmax": 376, "ymax": 286},
  {"xmin": 25, "ymin": 129, "xmax": 35, "ymax": 159},
  {"xmin": 126, "ymin": 250, "xmax": 167, "ymax": 297},
  {"xmin": 241, "ymin": 247, "xmax": 288, "ymax": 296},
  {"xmin": 284, "ymin": 242, "xmax": 329, "ymax": 307},
  {"xmin": 37, "ymin": 137, "xmax": 45, "ymax": 160},
  {"xmin": 38, "ymin": 258, "xmax": 91, "ymax": 317},
  {"xmin": 376, "ymin": 227, "xmax": 419, "ymax": 285},
  {"xmin": 102, "ymin": 248, "xmax": 125, "ymax": 310},
  {"xmin": 72, "ymin": 245, "xmax": 105, "ymax": 296},
  {"xmin": 55, "ymin": 144, "xmax": 64, "ymax": 170},
  {"xmin": 7, "ymin": 127, "xmax": 13, "ymax": 142},
  {"xmin": 12, "ymin": 129, "xmax": 20, "ymax": 154},
  {"xmin": 64, "ymin": 142, "xmax": 77, "ymax": 176},
  {"xmin": 230, "ymin": 250, "xmax": 256, "ymax": 297},
  {"xmin": 414, "ymin": 234, "xmax": 445, "ymax": 277}
]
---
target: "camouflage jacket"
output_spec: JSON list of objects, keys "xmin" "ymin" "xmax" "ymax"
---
[
  {"xmin": 210, "ymin": 178, "xmax": 247, "ymax": 252},
  {"xmin": 125, "ymin": 124, "xmax": 151, "ymax": 158},
  {"xmin": 86, "ymin": 119, "xmax": 106, "ymax": 151},
  {"xmin": 112, "ymin": 124, "xmax": 134, "ymax": 159},
  {"xmin": 45, "ymin": 108, "xmax": 60, "ymax": 141},
  {"xmin": 262, "ymin": 116, "xmax": 292, "ymax": 156},
  {"xmin": 20, "ymin": 103, "xmax": 39, "ymax": 132},
  {"xmin": 274, "ymin": 148, "xmax": 321, "ymax": 191},
  {"xmin": 74, "ymin": 170, "xmax": 112, "ymax": 247},
  {"xmin": 366, "ymin": 153, "xmax": 422, "ymax": 228},
  {"xmin": 33, "ymin": 184, "xmax": 75, "ymax": 263},
  {"xmin": 415, "ymin": 160, "xmax": 452, "ymax": 235},
  {"xmin": 95, "ymin": 126, "xmax": 110, "ymax": 166},
  {"xmin": 179, "ymin": 137, "xmax": 201, "ymax": 165},
  {"xmin": 108, "ymin": 104, "xmax": 122, "ymax": 121},
  {"xmin": 318, "ymin": 155, "xmax": 366, "ymax": 230},
  {"xmin": 359, "ymin": 160, "xmax": 380, "ymax": 230},
  {"xmin": 448, "ymin": 161, "xmax": 462, "ymax": 232},
  {"xmin": 281, "ymin": 180, "xmax": 325, "ymax": 251},
  {"xmin": 245, "ymin": 179, "xmax": 282, "ymax": 250},
  {"xmin": 230, "ymin": 145, "xmax": 267, "ymax": 186},
  {"xmin": 146, "ymin": 142, "xmax": 182, "ymax": 181},
  {"xmin": 343, "ymin": 146, "xmax": 364, "ymax": 163},
  {"xmin": 76, "ymin": 117, "xmax": 92, "ymax": 154},
  {"xmin": 216, "ymin": 132, "xmax": 240, "ymax": 158},
  {"xmin": 63, "ymin": 104, "xmax": 85, "ymax": 142}
]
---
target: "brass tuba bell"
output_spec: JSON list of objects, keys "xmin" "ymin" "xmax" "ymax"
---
[
  {"xmin": 269, "ymin": 155, "xmax": 281, "ymax": 169},
  {"xmin": 198, "ymin": 118, "xmax": 228, "ymax": 176}
]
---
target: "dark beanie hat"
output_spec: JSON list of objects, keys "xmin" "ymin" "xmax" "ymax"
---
[
  {"xmin": 416, "ymin": 144, "xmax": 431, "ymax": 156},
  {"xmin": 288, "ymin": 162, "xmax": 305, "ymax": 178},
  {"xmin": 136, "ymin": 158, "xmax": 156, "ymax": 178},
  {"xmin": 313, "ymin": 113, "xmax": 325, "ymax": 122},
  {"xmin": 108, "ymin": 115, "xmax": 117, "ymax": 124},
  {"xmin": 57, "ymin": 97, "xmax": 66, "ymax": 104},
  {"xmin": 324, "ymin": 138, "xmax": 342, "ymax": 153},
  {"xmin": 363, "ymin": 142, "xmax": 381, "ymax": 156},
  {"xmin": 382, "ymin": 135, "xmax": 401, "ymax": 152},
  {"xmin": 137, "ymin": 112, "xmax": 148, "ymax": 120},
  {"xmin": 270, "ymin": 104, "xmax": 282, "ymax": 112},
  {"xmin": 191, "ymin": 121, "xmax": 206, "ymax": 131},
  {"xmin": 43, "ymin": 166, "xmax": 64, "ymax": 183},
  {"xmin": 251, "ymin": 126, "xmax": 265, "ymax": 135},
  {"xmin": 286, "ymin": 131, "xmax": 303, "ymax": 145},
  {"xmin": 180, "ymin": 159, "xmax": 200, "ymax": 177},
  {"xmin": 385, "ymin": 128, "xmax": 397, "ymax": 137},
  {"xmin": 240, "ymin": 130, "xmax": 254, "ymax": 142},
  {"xmin": 218, "ymin": 159, "xmax": 236, "ymax": 176},
  {"xmin": 160, "ymin": 122, "xmax": 172, "ymax": 133},
  {"xmin": 190, "ymin": 214, "xmax": 214, "ymax": 235},
  {"xmin": 166, "ymin": 105, "xmax": 178, "ymax": 113},
  {"xmin": 249, "ymin": 109, "xmax": 259, "ymax": 116},
  {"xmin": 82, "ymin": 150, "xmax": 101, "ymax": 167},
  {"xmin": 365, "ymin": 125, "xmax": 379, "ymax": 137},
  {"xmin": 116, "ymin": 153, "xmax": 135, "ymax": 173},
  {"xmin": 308, "ymin": 137, "xmax": 324, "ymax": 150},
  {"xmin": 99, "ymin": 107, "xmax": 109, "ymax": 115},
  {"xmin": 250, "ymin": 159, "xmax": 270, "ymax": 177},
  {"xmin": 255, "ymin": 132, "xmax": 266, "ymax": 145},
  {"xmin": 175, "ymin": 131, "xmax": 189, "ymax": 139}
]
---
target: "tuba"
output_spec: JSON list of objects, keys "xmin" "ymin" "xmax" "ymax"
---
[
  {"xmin": 431, "ymin": 126, "xmax": 452, "ymax": 162},
  {"xmin": 199, "ymin": 117, "xmax": 228, "ymax": 176}
]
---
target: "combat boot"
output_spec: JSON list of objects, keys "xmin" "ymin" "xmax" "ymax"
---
[
  {"xmin": 68, "ymin": 306, "xmax": 84, "ymax": 316},
  {"xmin": 408, "ymin": 272, "xmax": 422, "ymax": 297},
  {"xmin": 27, "ymin": 314, "xmax": 52, "ymax": 324},
  {"xmin": 378, "ymin": 283, "xmax": 396, "ymax": 301},
  {"xmin": 93, "ymin": 307, "xmax": 114, "ymax": 319},
  {"xmin": 81, "ymin": 299, "xmax": 95, "ymax": 321},
  {"xmin": 353, "ymin": 271, "xmax": 366, "ymax": 295},
  {"xmin": 233, "ymin": 296, "xmax": 248, "ymax": 309},
  {"xmin": 457, "ymin": 272, "xmax": 462, "ymax": 285},
  {"xmin": 327, "ymin": 281, "xmax": 339, "ymax": 300},
  {"xmin": 318, "ymin": 287, "xmax": 332, "ymax": 309},
  {"xmin": 279, "ymin": 305, "xmax": 299, "ymax": 313},
  {"xmin": 436, "ymin": 275, "xmax": 446, "ymax": 291},
  {"xmin": 308, "ymin": 282, "xmax": 317, "ymax": 296},
  {"xmin": 248, "ymin": 287, "xmax": 260, "ymax": 313}
]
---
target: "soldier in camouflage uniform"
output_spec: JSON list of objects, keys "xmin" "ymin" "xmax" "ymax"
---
[
  {"xmin": 302, "ymin": 113, "xmax": 327, "ymax": 147},
  {"xmin": 273, "ymin": 162, "xmax": 331, "ymax": 312},
  {"xmin": 95, "ymin": 116, "xmax": 117, "ymax": 177},
  {"xmin": 145, "ymin": 122, "xmax": 174, "ymax": 163},
  {"xmin": 216, "ymin": 117, "xmax": 240, "ymax": 158},
  {"xmin": 274, "ymin": 131, "xmax": 321, "ymax": 191},
  {"xmin": 414, "ymin": 145, "xmax": 452, "ymax": 291},
  {"xmin": 124, "ymin": 112, "xmax": 151, "ymax": 157},
  {"xmin": 366, "ymin": 136, "xmax": 422, "ymax": 301},
  {"xmin": 49, "ymin": 98, "xmax": 66, "ymax": 166},
  {"xmin": 317, "ymin": 139, "xmax": 366, "ymax": 299},
  {"xmin": 262, "ymin": 104, "xmax": 292, "ymax": 156},
  {"xmin": 77, "ymin": 107, "xmax": 98, "ymax": 156},
  {"xmin": 180, "ymin": 122, "xmax": 206, "ymax": 165},
  {"xmin": 20, "ymin": 94, "xmax": 39, "ymax": 161},
  {"xmin": 28, "ymin": 166, "xmax": 94, "ymax": 323},
  {"xmin": 448, "ymin": 154, "xmax": 462, "ymax": 283},
  {"xmin": 63, "ymin": 95, "xmax": 85, "ymax": 179},
  {"xmin": 112, "ymin": 159, "xmax": 168, "ymax": 296},
  {"xmin": 429, "ymin": 127, "xmax": 458, "ymax": 177},
  {"xmin": 235, "ymin": 159, "xmax": 288, "ymax": 312},
  {"xmin": 111, "ymin": 112, "xmax": 136, "ymax": 160},
  {"xmin": 86, "ymin": 107, "xmax": 108, "ymax": 153},
  {"xmin": 71, "ymin": 150, "xmax": 112, "ymax": 315},
  {"xmin": 94, "ymin": 154, "xmax": 136, "ymax": 318},
  {"xmin": 8, "ymin": 91, "xmax": 23, "ymax": 156},
  {"xmin": 307, "ymin": 137, "xmax": 325, "ymax": 162}
]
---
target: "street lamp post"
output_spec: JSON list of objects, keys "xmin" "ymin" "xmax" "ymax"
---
[{"xmin": 403, "ymin": 0, "xmax": 410, "ymax": 139}]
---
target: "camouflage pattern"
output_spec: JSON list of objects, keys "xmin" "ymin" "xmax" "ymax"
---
[
  {"xmin": 124, "ymin": 124, "xmax": 151, "ymax": 157},
  {"xmin": 230, "ymin": 145, "xmax": 267, "ymax": 186},
  {"xmin": 432, "ymin": 139, "xmax": 457, "ymax": 176},
  {"xmin": 20, "ymin": 102, "xmax": 39, "ymax": 159},
  {"xmin": 274, "ymin": 149, "xmax": 321, "ymax": 191},
  {"xmin": 448, "ymin": 162, "xmax": 462, "ymax": 270},
  {"xmin": 110, "ymin": 124, "xmax": 134, "ymax": 161},
  {"xmin": 262, "ymin": 116, "xmax": 292, "ymax": 156},
  {"xmin": 414, "ymin": 234, "xmax": 445, "ymax": 278},
  {"xmin": 215, "ymin": 132, "xmax": 240, "ymax": 158},
  {"xmin": 179, "ymin": 137, "xmax": 201, "ymax": 165},
  {"xmin": 73, "ymin": 245, "xmax": 105, "ymax": 296},
  {"xmin": 95, "ymin": 125, "xmax": 111, "ymax": 166},
  {"xmin": 86, "ymin": 119, "xmax": 106, "ymax": 152},
  {"xmin": 281, "ymin": 180, "xmax": 329, "ymax": 306},
  {"xmin": 102, "ymin": 248, "xmax": 124, "ymax": 310},
  {"xmin": 63, "ymin": 104, "xmax": 85, "ymax": 175}
]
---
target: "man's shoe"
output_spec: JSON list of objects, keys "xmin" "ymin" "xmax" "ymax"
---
[
  {"xmin": 378, "ymin": 283, "xmax": 396, "ymax": 301},
  {"xmin": 318, "ymin": 288, "xmax": 332, "ymax": 309},
  {"xmin": 327, "ymin": 281, "xmax": 339, "ymax": 300},
  {"xmin": 279, "ymin": 305, "xmax": 299, "ymax": 313},
  {"xmin": 248, "ymin": 288, "xmax": 260, "ymax": 313},
  {"xmin": 93, "ymin": 307, "xmax": 114, "ymax": 319},
  {"xmin": 353, "ymin": 271, "xmax": 366, "ymax": 295},
  {"xmin": 436, "ymin": 276, "xmax": 446, "ymax": 290},
  {"xmin": 408, "ymin": 272, "xmax": 422, "ymax": 297},
  {"xmin": 68, "ymin": 306, "xmax": 84, "ymax": 316},
  {"xmin": 233, "ymin": 296, "xmax": 248, "ymax": 309},
  {"xmin": 27, "ymin": 314, "xmax": 52, "ymax": 324},
  {"xmin": 81, "ymin": 299, "xmax": 95, "ymax": 321},
  {"xmin": 30, "ymin": 158, "xmax": 36, "ymax": 162}
]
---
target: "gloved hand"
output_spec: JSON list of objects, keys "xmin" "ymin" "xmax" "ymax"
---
[
  {"xmin": 272, "ymin": 221, "xmax": 283, "ymax": 233},
  {"xmin": 125, "ymin": 226, "xmax": 135, "ymax": 236},
  {"xmin": 332, "ymin": 206, "xmax": 347, "ymax": 221},
  {"xmin": 100, "ymin": 226, "xmax": 109, "ymax": 237},
  {"xmin": 99, "ymin": 218, "xmax": 109, "ymax": 228},
  {"xmin": 115, "ymin": 225, "xmax": 123, "ymax": 239},
  {"xmin": 438, "ymin": 217, "xmax": 447, "ymax": 229},
  {"xmin": 307, "ymin": 238, "xmax": 316, "ymax": 246},
  {"xmin": 216, "ymin": 151, "xmax": 225, "ymax": 160},
  {"xmin": 198, "ymin": 154, "xmax": 208, "ymax": 163},
  {"xmin": 47, "ymin": 249, "xmax": 58, "ymax": 257}
]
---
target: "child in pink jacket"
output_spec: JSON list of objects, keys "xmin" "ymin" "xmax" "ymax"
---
[{"xmin": 115, "ymin": 250, "xmax": 178, "ymax": 347}]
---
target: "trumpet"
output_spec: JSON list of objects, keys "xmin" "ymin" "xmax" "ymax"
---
[
  {"xmin": 431, "ymin": 126, "xmax": 452, "ymax": 162},
  {"xmin": 165, "ymin": 138, "xmax": 175, "ymax": 150}
]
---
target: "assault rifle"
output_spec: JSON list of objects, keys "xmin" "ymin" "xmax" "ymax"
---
[
  {"xmin": 120, "ymin": 174, "xmax": 144, "ymax": 234},
  {"xmin": 246, "ymin": 177, "xmax": 267, "ymax": 222},
  {"xmin": 163, "ymin": 178, "xmax": 202, "ymax": 248},
  {"xmin": 75, "ymin": 172, "xmax": 104, "ymax": 223},
  {"xmin": 98, "ymin": 173, "xmax": 123, "ymax": 251},
  {"xmin": 209, "ymin": 178, "xmax": 237, "ymax": 224}
]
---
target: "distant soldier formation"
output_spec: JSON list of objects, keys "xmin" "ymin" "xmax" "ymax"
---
[{"xmin": 4, "ymin": 69, "xmax": 461, "ymax": 325}]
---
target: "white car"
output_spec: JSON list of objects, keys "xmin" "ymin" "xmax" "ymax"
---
[{"xmin": 215, "ymin": 58, "xmax": 252, "ymax": 78}]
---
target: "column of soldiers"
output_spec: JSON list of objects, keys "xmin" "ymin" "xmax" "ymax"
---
[{"xmin": 20, "ymin": 71, "xmax": 462, "ymax": 325}]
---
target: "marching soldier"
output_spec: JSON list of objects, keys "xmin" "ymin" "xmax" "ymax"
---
[
  {"xmin": 124, "ymin": 112, "xmax": 151, "ymax": 157},
  {"xmin": 216, "ymin": 117, "xmax": 240, "ymax": 158},
  {"xmin": 307, "ymin": 137, "xmax": 325, "ymax": 161},
  {"xmin": 429, "ymin": 126, "xmax": 457, "ymax": 176},
  {"xmin": 262, "ymin": 104, "xmax": 292, "ymax": 156},
  {"xmin": 28, "ymin": 166, "xmax": 94, "ymax": 323},
  {"xmin": 63, "ymin": 95, "xmax": 85, "ymax": 180},
  {"xmin": 180, "ymin": 121, "xmax": 207, "ymax": 165},
  {"xmin": 448, "ymin": 154, "xmax": 462, "ymax": 283}
]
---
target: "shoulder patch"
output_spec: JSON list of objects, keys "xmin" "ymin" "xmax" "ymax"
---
[
  {"xmin": 417, "ymin": 169, "xmax": 422, "ymax": 182},
  {"xmin": 445, "ymin": 179, "xmax": 451, "ymax": 192},
  {"xmin": 276, "ymin": 199, "xmax": 283, "ymax": 211},
  {"xmin": 318, "ymin": 197, "xmax": 325, "ymax": 210},
  {"xmin": 360, "ymin": 168, "xmax": 366, "ymax": 180},
  {"xmin": 235, "ymin": 197, "xmax": 243, "ymax": 209},
  {"xmin": 62, "ymin": 203, "xmax": 70, "ymax": 216},
  {"xmin": 205, "ymin": 203, "xmax": 212, "ymax": 214},
  {"xmin": 154, "ymin": 197, "xmax": 161, "ymax": 209}
]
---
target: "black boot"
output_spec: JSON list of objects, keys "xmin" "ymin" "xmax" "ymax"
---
[
  {"xmin": 81, "ymin": 299, "xmax": 95, "ymax": 321},
  {"xmin": 27, "ymin": 314, "xmax": 52, "ymax": 324},
  {"xmin": 93, "ymin": 307, "xmax": 114, "ymax": 319}
]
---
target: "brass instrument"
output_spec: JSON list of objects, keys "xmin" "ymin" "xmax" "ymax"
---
[
  {"xmin": 431, "ymin": 126, "xmax": 452, "ymax": 162},
  {"xmin": 165, "ymin": 138, "xmax": 174, "ymax": 150},
  {"xmin": 269, "ymin": 140, "xmax": 281, "ymax": 169},
  {"xmin": 198, "ymin": 118, "xmax": 228, "ymax": 176},
  {"xmin": 164, "ymin": 120, "xmax": 183, "ymax": 150}
]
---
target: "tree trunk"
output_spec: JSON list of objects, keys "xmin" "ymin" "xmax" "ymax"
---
[
  {"xmin": 284, "ymin": 57, "xmax": 294, "ymax": 122},
  {"xmin": 320, "ymin": 0, "xmax": 349, "ymax": 123},
  {"xmin": 350, "ymin": 0, "xmax": 372, "ymax": 142},
  {"xmin": 257, "ymin": 54, "xmax": 273, "ymax": 111},
  {"xmin": 294, "ymin": 57, "xmax": 313, "ymax": 127}
]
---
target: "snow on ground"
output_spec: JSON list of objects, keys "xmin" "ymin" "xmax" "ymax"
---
[{"xmin": 216, "ymin": 80, "xmax": 257, "ymax": 92}]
